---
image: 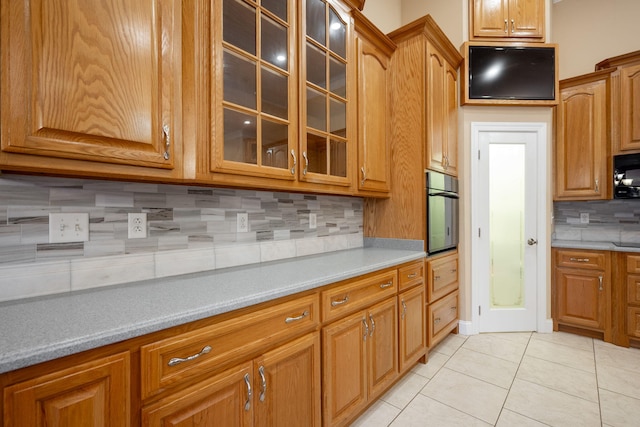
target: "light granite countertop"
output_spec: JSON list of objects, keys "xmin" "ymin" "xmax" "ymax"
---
[
  {"xmin": 551, "ymin": 240, "xmax": 640, "ymax": 252},
  {"xmin": 0, "ymin": 246, "xmax": 425, "ymax": 374}
]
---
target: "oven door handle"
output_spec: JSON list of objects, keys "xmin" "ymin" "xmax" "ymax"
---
[{"xmin": 428, "ymin": 191, "xmax": 459, "ymax": 199}]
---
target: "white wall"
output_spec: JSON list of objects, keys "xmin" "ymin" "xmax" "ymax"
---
[{"xmin": 361, "ymin": 0, "xmax": 403, "ymax": 34}]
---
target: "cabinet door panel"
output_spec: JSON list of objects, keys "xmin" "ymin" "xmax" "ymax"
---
[
  {"xmin": 1, "ymin": 0, "xmax": 180, "ymax": 171},
  {"xmin": 426, "ymin": 45, "xmax": 446, "ymax": 173},
  {"xmin": 555, "ymin": 269, "xmax": 605, "ymax": 330},
  {"xmin": 399, "ymin": 286, "xmax": 427, "ymax": 373},
  {"xmin": 444, "ymin": 63, "xmax": 459, "ymax": 176},
  {"xmin": 322, "ymin": 311, "xmax": 367, "ymax": 426},
  {"xmin": 472, "ymin": 0, "xmax": 509, "ymax": 38},
  {"xmin": 620, "ymin": 64, "xmax": 640, "ymax": 151},
  {"xmin": 254, "ymin": 333, "xmax": 321, "ymax": 427},
  {"xmin": 508, "ymin": 0, "xmax": 544, "ymax": 38},
  {"xmin": 142, "ymin": 361, "xmax": 253, "ymax": 427},
  {"xmin": 4, "ymin": 352, "xmax": 130, "ymax": 427},
  {"xmin": 628, "ymin": 307, "xmax": 640, "ymax": 338},
  {"xmin": 367, "ymin": 298, "xmax": 398, "ymax": 400}
]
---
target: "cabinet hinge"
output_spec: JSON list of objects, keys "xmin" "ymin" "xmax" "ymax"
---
[
  {"xmin": 478, "ymin": 150, "xmax": 481, "ymax": 160},
  {"xmin": 478, "ymin": 228, "xmax": 481, "ymax": 238},
  {"xmin": 479, "ymin": 305, "xmax": 481, "ymax": 316}
]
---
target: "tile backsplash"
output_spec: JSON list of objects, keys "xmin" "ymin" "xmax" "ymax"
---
[
  {"xmin": 0, "ymin": 174, "xmax": 363, "ymax": 302},
  {"xmin": 554, "ymin": 199, "xmax": 640, "ymax": 243}
]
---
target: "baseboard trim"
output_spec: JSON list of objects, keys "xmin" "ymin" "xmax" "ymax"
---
[{"xmin": 458, "ymin": 320, "xmax": 475, "ymax": 336}]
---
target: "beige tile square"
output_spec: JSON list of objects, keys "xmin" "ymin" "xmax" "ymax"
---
[
  {"xmin": 421, "ymin": 368, "xmax": 508, "ymax": 424},
  {"xmin": 517, "ymin": 355, "xmax": 599, "ymax": 402},
  {"xmin": 595, "ymin": 341, "xmax": 640, "ymax": 374},
  {"xmin": 597, "ymin": 362, "xmax": 640, "ymax": 400},
  {"xmin": 380, "ymin": 372, "xmax": 429, "ymax": 410},
  {"xmin": 411, "ymin": 351, "xmax": 449, "ymax": 379},
  {"xmin": 531, "ymin": 331, "xmax": 594, "ymax": 352},
  {"xmin": 462, "ymin": 333, "xmax": 528, "ymax": 363},
  {"xmin": 599, "ymin": 388, "xmax": 640, "ymax": 427},
  {"xmin": 350, "ymin": 399, "xmax": 400, "ymax": 427},
  {"xmin": 390, "ymin": 394, "xmax": 492, "ymax": 427},
  {"xmin": 445, "ymin": 347, "xmax": 519, "ymax": 389},
  {"xmin": 525, "ymin": 337, "xmax": 595, "ymax": 373},
  {"xmin": 504, "ymin": 379, "xmax": 601, "ymax": 427},
  {"xmin": 431, "ymin": 333, "xmax": 467, "ymax": 356},
  {"xmin": 496, "ymin": 409, "xmax": 548, "ymax": 426}
]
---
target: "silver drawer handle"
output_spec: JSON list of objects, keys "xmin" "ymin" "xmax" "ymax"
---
[
  {"xmin": 434, "ymin": 317, "xmax": 441, "ymax": 324},
  {"xmin": 162, "ymin": 124, "xmax": 170, "ymax": 160},
  {"xmin": 569, "ymin": 257, "xmax": 590, "ymax": 262},
  {"xmin": 285, "ymin": 310, "xmax": 309, "ymax": 323},
  {"xmin": 168, "ymin": 345, "xmax": 212, "ymax": 366},
  {"xmin": 434, "ymin": 275, "xmax": 441, "ymax": 280},
  {"xmin": 258, "ymin": 365, "xmax": 267, "ymax": 402},
  {"xmin": 379, "ymin": 281, "xmax": 393, "ymax": 289},
  {"xmin": 407, "ymin": 273, "xmax": 418, "ymax": 279},
  {"xmin": 401, "ymin": 300, "xmax": 407, "ymax": 319},
  {"xmin": 331, "ymin": 295, "xmax": 349, "ymax": 307},
  {"xmin": 244, "ymin": 373, "xmax": 252, "ymax": 411}
]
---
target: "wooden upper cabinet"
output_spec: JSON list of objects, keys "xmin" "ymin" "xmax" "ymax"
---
[
  {"xmin": 471, "ymin": 0, "xmax": 545, "ymax": 42},
  {"xmin": 299, "ymin": 0, "xmax": 355, "ymax": 188},
  {"xmin": 0, "ymin": 0, "xmax": 182, "ymax": 180},
  {"xmin": 554, "ymin": 70, "xmax": 611, "ymax": 200},
  {"xmin": 353, "ymin": 10, "xmax": 395, "ymax": 194},
  {"xmin": 4, "ymin": 352, "xmax": 130, "ymax": 427}
]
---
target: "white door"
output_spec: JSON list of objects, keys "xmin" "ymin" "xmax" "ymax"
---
[{"xmin": 471, "ymin": 122, "xmax": 547, "ymax": 333}]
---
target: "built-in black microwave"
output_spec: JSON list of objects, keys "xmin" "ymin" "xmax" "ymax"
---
[{"xmin": 614, "ymin": 153, "xmax": 640, "ymax": 198}]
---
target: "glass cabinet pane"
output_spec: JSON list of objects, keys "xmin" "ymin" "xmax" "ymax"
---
[
  {"xmin": 330, "ymin": 139, "xmax": 347, "ymax": 177},
  {"xmin": 307, "ymin": 43, "xmax": 327, "ymax": 88},
  {"xmin": 261, "ymin": 0, "xmax": 287, "ymax": 21},
  {"xmin": 262, "ymin": 67, "xmax": 288, "ymax": 119},
  {"xmin": 261, "ymin": 14, "xmax": 288, "ymax": 70},
  {"xmin": 306, "ymin": 133, "xmax": 327, "ymax": 174},
  {"xmin": 329, "ymin": 57, "xmax": 346, "ymax": 97},
  {"xmin": 328, "ymin": 7, "xmax": 346, "ymax": 58},
  {"xmin": 223, "ymin": 51, "xmax": 257, "ymax": 109},
  {"xmin": 262, "ymin": 119, "xmax": 289, "ymax": 169},
  {"xmin": 223, "ymin": 0, "xmax": 256, "ymax": 55},
  {"xmin": 307, "ymin": 87, "xmax": 327, "ymax": 131},
  {"xmin": 329, "ymin": 98, "xmax": 346, "ymax": 136},
  {"xmin": 224, "ymin": 109, "xmax": 257, "ymax": 164},
  {"xmin": 306, "ymin": 0, "xmax": 326, "ymax": 45}
]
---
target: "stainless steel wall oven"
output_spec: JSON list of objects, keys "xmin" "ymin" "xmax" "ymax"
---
[{"xmin": 426, "ymin": 171, "xmax": 459, "ymax": 255}]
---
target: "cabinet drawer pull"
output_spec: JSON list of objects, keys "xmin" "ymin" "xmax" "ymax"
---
[
  {"xmin": 511, "ymin": 18, "xmax": 515, "ymax": 33},
  {"xmin": 290, "ymin": 149, "xmax": 297, "ymax": 175},
  {"xmin": 569, "ymin": 257, "xmax": 590, "ymax": 263},
  {"xmin": 451, "ymin": 306, "xmax": 457, "ymax": 311},
  {"xmin": 361, "ymin": 166, "xmax": 367, "ymax": 185},
  {"xmin": 258, "ymin": 365, "xmax": 267, "ymax": 402},
  {"xmin": 302, "ymin": 151, "xmax": 309, "ymax": 176},
  {"xmin": 504, "ymin": 19, "xmax": 508, "ymax": 33},
  {"xmin": 401, "ymin": 300, "xmax": 407, "ymax": 319},
  {"xmin": 331, "ymin": 295, "xmax": 349, "ymax": 307},
  {"xmin": 407, "ymin": 273, "xmax": 418, "ymax": 279},
  {"xmin": 434, "ymin": 317, "xmax": 441, "ymax": 324},
  {"xmin": 167, "ymin": 345, "xmax": 212, "ymax": 367},
  {"xmin": 285, "ymin": 310, "xmax": 309, "ymax": 324},
  {"xmin": 244, "ymin": 373, "xmax": 252, "ymax": 411},
  {"xmin": 595, "ymin": 178, "xmax": 600, "ymax": 193},
  {"xmin": 451, "ymin": 269, "xmax": 457, "ymax": 273},
  {"xmin": 379, "ymin": 281, "xmax": 394, "ymax": 289},
  {"xmin": 434, "ymin": 275, "xmax": 441, "ymax": 281},
  {"xmin": 162, "ymin": 125, "xmax": 170, "ymax": 160},
  {"xmin": 599, "ymin": 275, "xmax": 604, "ymax": 291},
  {"xmin": 362, "ymin": 317, "xmax": 369, "ymax": 341},
  {"xmin": 369, "ymin": 314, "xmax": 375, "ymax": 336}
]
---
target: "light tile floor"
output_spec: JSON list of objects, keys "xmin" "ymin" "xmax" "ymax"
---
[{"xmin": 351, "ymin": 332, "xmax": 640, "ymax": 427}]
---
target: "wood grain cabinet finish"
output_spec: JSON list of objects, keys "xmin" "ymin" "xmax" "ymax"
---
[
  {"xmin": 322, "ymin": 297, "xmax": 398, "ymax": 427},
  {"xmin": 554, "ymin": 70, "xmax": 611, "ymax": 201},
  {"xmin": 427, "ymin": 252, "xmax": 459, "ymax": 303},
  {"xmin": 353, "ymin": 10, "xmax": 395, "ymax": 194},
  {"xmin": 470, "ymin": 0, "xmax": 545, "ymax": 42},
  {"xmin": 426, "ymin": 251, "xmax": 460, "ymax": 349},
  {"xmin": 625, "ymin": 255, "xmax": 640, "ymax": 340},
  {"xmin": 552, "ymin": 248, "xmax": 611, "ymax": 339},
  {"xmin": 0, "ymin": 0, "xmax": 182, "ymax": 181},
  {"xmin": 3, "ymin": 352, "xmax": 130, "ymax": 427},
  {"xmin": 398, "ymin": 283, "xmax": 427, "ymax": 373},
  {"xmin": 428, "ymin": 290, "xmax": 459, "ymax": 348}
]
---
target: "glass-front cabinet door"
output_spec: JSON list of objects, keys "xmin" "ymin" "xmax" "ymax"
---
[
  {"xmin": 300, "ymin": 0, "xmax": 353, "ymax": 187},
  {"xmin": 213, "ymin": 0, "xmax": 297, "ymax": 180}
]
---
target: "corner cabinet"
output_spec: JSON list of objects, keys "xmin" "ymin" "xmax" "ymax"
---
[
  {"xmin": 470, "ymin": 0, "xmax": 545, "ymax": 42},
  {"xmin": 554, "ymin": 70, "xmax": 611, "ymax": 200},
  {"xmin": 353, "ymin": 10, "xmax": 395, "ymax": 195},
  {"xmin": 0, "ymin": 0, "xmax": 182, "ymax": 181}
]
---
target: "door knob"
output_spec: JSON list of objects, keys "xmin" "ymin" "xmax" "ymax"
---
[{"xmin": 527, "ymin": 238, "xmax": 538, "ymax": 246}]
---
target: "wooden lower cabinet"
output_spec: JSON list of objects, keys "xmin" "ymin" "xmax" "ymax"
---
[
  {"xmin": 3, "ymin": 352, "xmax": 130, "ymax": 427},
  {"xmin": 142, "ymin": 333, "xmax": 321, "ymax": 427},
  {"xmin": 322, "ymin": 297, "xmax": 398, "ymax": 427},
  {"xmin": 398, "ymin": 285, "xmax": 427, "ymax": 373},
  {"xmin": 552, "ymin": 248, "xmax": 611, "ymax": 340}
]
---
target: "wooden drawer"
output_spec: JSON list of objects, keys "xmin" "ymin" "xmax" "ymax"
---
[
  {"xmin": 398, "ymin": 260, "xmax": 425, "ymax": 292},
  {"xmin": 321, "ymin": 269, "xmax": 397, "ymax": 323},
  {"xmin": 427, "ymin": 252, "xmax": 458, "ymax": 302},
  {"xmin": 628, "ymin": 275, "xmax": 640, "ymax": 305},
  {"xmin": 140, "ymin": 293, "xmax": 319, "ymax": 400},
  {"xmin": 428, "ymin": 290, "xmax": 458, "ymax": 348},
  {"xmin": 627, "ymin": 254, "xmax": 640, "ymax": 274},
  {"xmin": 555, "ymin": 249, "xmax": 606, "ymax": 270},
  {"xmin": 627, "ymin": 307, "xmax": 640, "ymax": 338}
]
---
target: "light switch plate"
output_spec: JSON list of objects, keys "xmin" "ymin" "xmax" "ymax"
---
[{"xmin": 49, "ymin": 213, "xmax": 89, "ymax": 243}]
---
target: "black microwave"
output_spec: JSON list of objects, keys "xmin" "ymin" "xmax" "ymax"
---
[{"xmin": 614, "ymin": 153, "xmax": 640, "ymax": 198}]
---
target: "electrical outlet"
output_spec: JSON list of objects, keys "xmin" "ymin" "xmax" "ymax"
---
[
  {"xmin": 580, "ymin": 212, "xmax": 589, "ymax": 224},
  {"xmin": 49, "ymin": 213, "xmax": 89, "ymax": 243},
  {"xmin": 237, "ymin": 213, "xmax": 249, "ymax": 233},
  {"xmin": 128, "ymin": 213, "xmax": 147, "ymax": 239},
  {"xmin": 309, "ymin": 213, "xmax": 317, "ymax": 229}
]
